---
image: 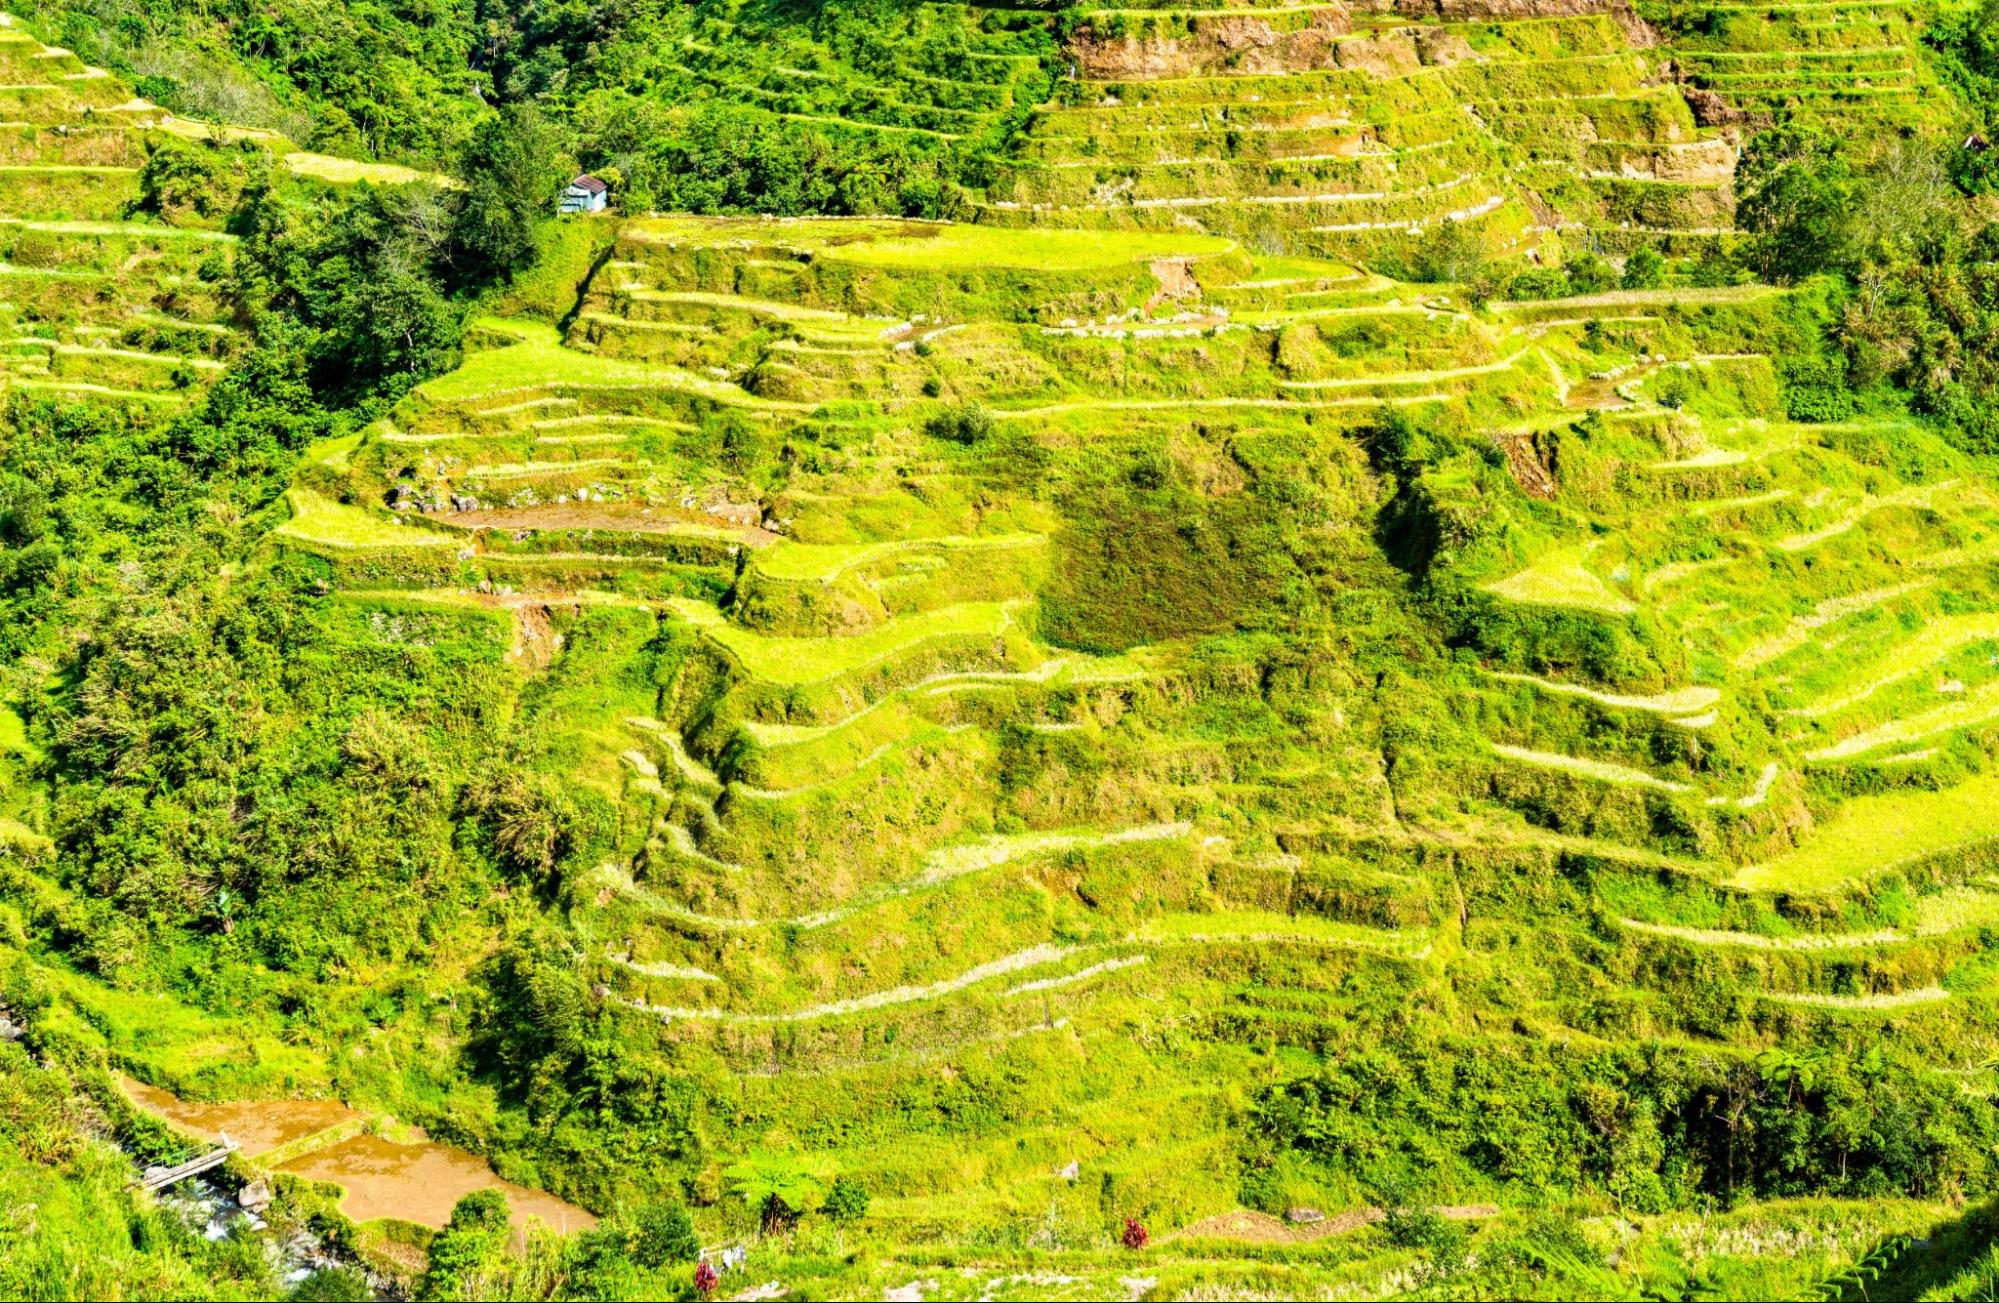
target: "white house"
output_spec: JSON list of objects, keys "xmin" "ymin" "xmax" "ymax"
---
[{"xmin": 559, "ymin": 174, "xmax": 609, "ymax": 214}]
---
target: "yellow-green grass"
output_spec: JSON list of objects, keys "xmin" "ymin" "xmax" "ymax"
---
[
  {"xmin": 919, "ymin": 820, "xmax": 1192, "ymax": 884},
  {"xmin": 1493, "ymin": 283, "xmax": 1787, "ymax": 314},
  {"xmin": 0, "ymin": 162, "xmax": 134, "ymax": 174},
  {"xmin": 55, "ymin": 343, "xmax": 222, "ymax": 371},
  {"xmin": 1630, "ymin": 886, "xmax": 1999, "ymax": 948},
  {"xmin": 150, "ymin": 114, "xmax": 282, "ymax": 145},
  {"xmin": 1759, "ymin": 986, "xmax": 1951, "ymax": 1011},
  {"xmin": 0, "ymin": 217, "xmax": 234, "ymax": 240},
  {"xmin": 622, "ymin": 288, "xmax": 868, "ymax": 325},
  {"xmin": 413, "ymin": 320, "xmax": 803, "ymax": 410},
  {"xmin": 0, "ymin": 263, "xmax": 108, "ymax": 279},
  {"xmin": 751, "ymin": 532, "xmax": 1045, "ymax": 582},
  {"xmin": 0, "ymin": 816, "xmax": 46, "ymax": 850},
  {"xmin": 1772, "ymin": 480, "xmax": 1958, "ymax": 554},
  {"xmin": 737, "ymin": 650, "xmax": 1142, "ymax": 746},
  {"xmin": 1732, "ymin": 582, "xmax": 1930, "ymax": 670},
  {"xmin": 1232, "ymin": 253, "xmax": 1362, "ymax": 285},
  {"xmin": 9, "ymin": 378, "xmax": 181, "ymax": 403},
  {"xmin": 628, "ymin": 941, "xmax": 1096, "ymax": 1022},
  {"xmin": 1781, "ymin": 613, "xmax": 1999, "ymax": 718},
  {"xmin": 0, "ymin": 701, "xmax": 32, "ymax": 756},
  {"xmin": 1484, "ymin": 546, "xmax": 1635, "ymax": 614},
  {"xmin": 1733, "ymin": 772, "xmax": 1999, "ymax": 892},
  {"xmin": 1805, "ymin": 679, "xmax": 1999, "ymax": 761},
  {"xmin": 664, "ymin": 596, "xmax": 1022, "ymax": 685},
  {"xmin": 460, "ymin": 457, "xmax": 631, "ymax": 479},
  {"xmin": 1138, "ymin": 909, "xmax": 1428, "ymax": 958},
  {"xmin": 1485, "ymin": 670, "xmax": 1719, "ymax": 715},
  {"xmin": 275, "ymin": 488, "xmax": 458, "ymax": 550},
  {"xmin": 282, "ymin": 152, "xmax": 453, "ymax": 188},
  {"xmin": 624, "ymin": 214, "xmax": 1236, "ymax": 270},
  {"xmin": 1913, "ymin": 885, "xmax": 1999, "ymax": 935},
  {"xmin": 36, "ymin": 963, "xmax": 330, "ymax": 1095},
  {"xmin": 1618, "ymin": 919, "xmax": 1908, "ymax": 950},
  {"xmin": 1490, "ymin": 742, "xmax": 1689, "ymax": 791},
  {"xmin": 310, "ymin": 431, "xmax": 365, "ymax": 470}
]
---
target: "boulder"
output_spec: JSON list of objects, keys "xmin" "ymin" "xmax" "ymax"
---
[{"xmin": 238, "ymin": 1178, "xmax": 272, "ymax": 1213}]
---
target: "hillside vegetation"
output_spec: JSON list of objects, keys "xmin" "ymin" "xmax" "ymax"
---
[{"xmin": 7, "ymin": 1, "xmax": 1999, "ymax": 1300}]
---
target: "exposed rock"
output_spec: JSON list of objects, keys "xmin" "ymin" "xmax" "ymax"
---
[
  {"xmin": 1415, "ymin": 26, "xmax": 1478, "ymax": 66},
  {"xmin": 1683, "ymin": 85, "xmax": 1743, "ymax": 128},
  {"xmin": 1057, "ymin": 1160, "xmax": 1080, "ymax": 1181},
  {"xmin": 1072, "ymin": 6, "xmax": 1354, "ymax": 79},
  {"xmin": 1286, "ymin": 1206, "xmax": 1326, "ymax": 1224},
  {"xmin": 1146, "ymin": 258, "xmax": 1199, "ymax": 312},
  {"xmin": 1333, "ymin": 32, "xmax": 1424, "ymax": 78},
  {"xmin": 1383, "ymin": 0, "xmax": 1656, "ymax": 44},
  {"xmin": 238, "ymin": 1179, "xmax": 272, "ymax": 1213},
  {"xmin": 704, "ymin": 499, "xmax": 763, "ymax": 528},
  {"xmin": 1620, "ymin": 138, "xmax": 1736, "ymax": 184},
  {"xmin": 1390, "ymin": 0, "xmax": 1620, "ymax": 19}
]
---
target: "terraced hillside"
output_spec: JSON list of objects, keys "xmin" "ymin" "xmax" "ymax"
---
[
  {"xmin": 651, "ymin": 0, "xmax": 1051, "ymax": 141},
  {"xmin": 9, "ymin": 1, "xmax": 1999, "ymax": 1299},
  {"xmin": 0, "ymin": 15, "xmax": 439, "ymax": 415},
  {"xmin": 985, "ymin": 0, "xmax": 1949, "ymax": 263},
  {"xmin": 1655, "ymin": 0, "xmax": 1952, "ymax": 135},
  {"xmin": 219, "ymin": 207, "xmax": 1996, "ymax": 1291}
]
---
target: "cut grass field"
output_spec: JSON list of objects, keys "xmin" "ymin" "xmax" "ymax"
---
[
  {"xmin": 1779, "ymin": 613, "xmax": 1999, "ymax": 718},
  {"xmin": 1734, "ymin": 773, "xmax": 1999, "ymax": 892},
  {"xmin": 275, "ymin": 489, "xmax": 458, "ymax": 550},
  {"xmin": 414, "ymin": 320, "xmax": 804, "ymax": 409},
  {"xmin": 1486, "ymin": 671, "xmax": 1720, "ymax": 715},
  {"xmin": 1805, "ymin": 679, "xmax": 1999, "ymax": 762},
  {"xmin": 1490, "ymin": 743, "xmax": 1690, "ymax": 791},
  {"xmin": 664, "ymin": 596, "xmax": 1023, "ymax": 685},
  {"xmin": 751, "ymin": 533, "xmax": 1047, "ymax": 583},
  {"xmin": 1484, "ymin": 547, "xmax": 1636, "ymax": 614},
  {"xmin": 625, "ymin": 214, "xmax": 1238, "ymax": 270}
]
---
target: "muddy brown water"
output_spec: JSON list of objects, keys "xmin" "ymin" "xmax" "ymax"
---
[{"xmin": 121, "ymin": 1077, "xmax": 594, "ymax": 1234}]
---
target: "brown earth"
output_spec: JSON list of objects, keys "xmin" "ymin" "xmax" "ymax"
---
[{"xmin": 1073, "ymin": 7, "xmax": 1355, "ymax": 79}]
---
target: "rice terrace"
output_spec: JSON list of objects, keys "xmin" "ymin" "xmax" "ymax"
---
[{"xmin": 12, "ymin": 0, "xmax": 1999, "ymax": 1298}]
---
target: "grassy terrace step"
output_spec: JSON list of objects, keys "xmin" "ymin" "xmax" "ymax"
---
[
  {"xmin": 666, "ymin": 595, "xmax": 1027, "ymax": 688},
  {"xmin": 274, "ymin": 488, "xmax": 461, "ymax": 552},
  {"xmin": 404, "ymin": 318, "xmax": 809, "ymax": 418},
  {"xmin": 990, "ymin": 139, "xmax": 1489, "ymax": 206}
]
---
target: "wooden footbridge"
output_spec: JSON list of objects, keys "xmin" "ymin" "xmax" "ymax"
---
[{"xmin": 136, "ymin": 1133, "xmax": 238, "ymax": 1192}]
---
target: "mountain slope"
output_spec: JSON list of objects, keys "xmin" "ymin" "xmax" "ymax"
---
[{"xmin": 3, "ymin": 2, "xmax": 1999, "ymax": 1301}]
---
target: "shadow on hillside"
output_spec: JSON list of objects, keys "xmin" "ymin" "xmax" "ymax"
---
[{"xmin": 1836, "ymin": 1199, "xmax": 1999, "ymax": 1302}]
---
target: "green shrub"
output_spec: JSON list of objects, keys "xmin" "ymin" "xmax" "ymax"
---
[
  {"xmin": 1777, "ymin": 352, "xmax": 1857, "ymax": 422},
  {"xmin": 1622, "ymin": 246, "xmax": 1665, "ymax": 290},
  {"xmin": 629, "ymin": 1200, "xmax": 699, "ymax": 1267},
  {"xmin": 1409, "ymin": 218, "xmax": 1487, "ymax": 283},
  {"xmin": 922, "ymin": 402, "xmax": 993, "ymax": 445},
  {"xmin": 823, "ymin": 1176, "xmax": 870, "ymax": 1224}
]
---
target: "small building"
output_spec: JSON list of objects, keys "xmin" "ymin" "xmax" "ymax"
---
[{"xmin": 559, "ymin": 174, "xmax": 608, "ymax": 214}]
